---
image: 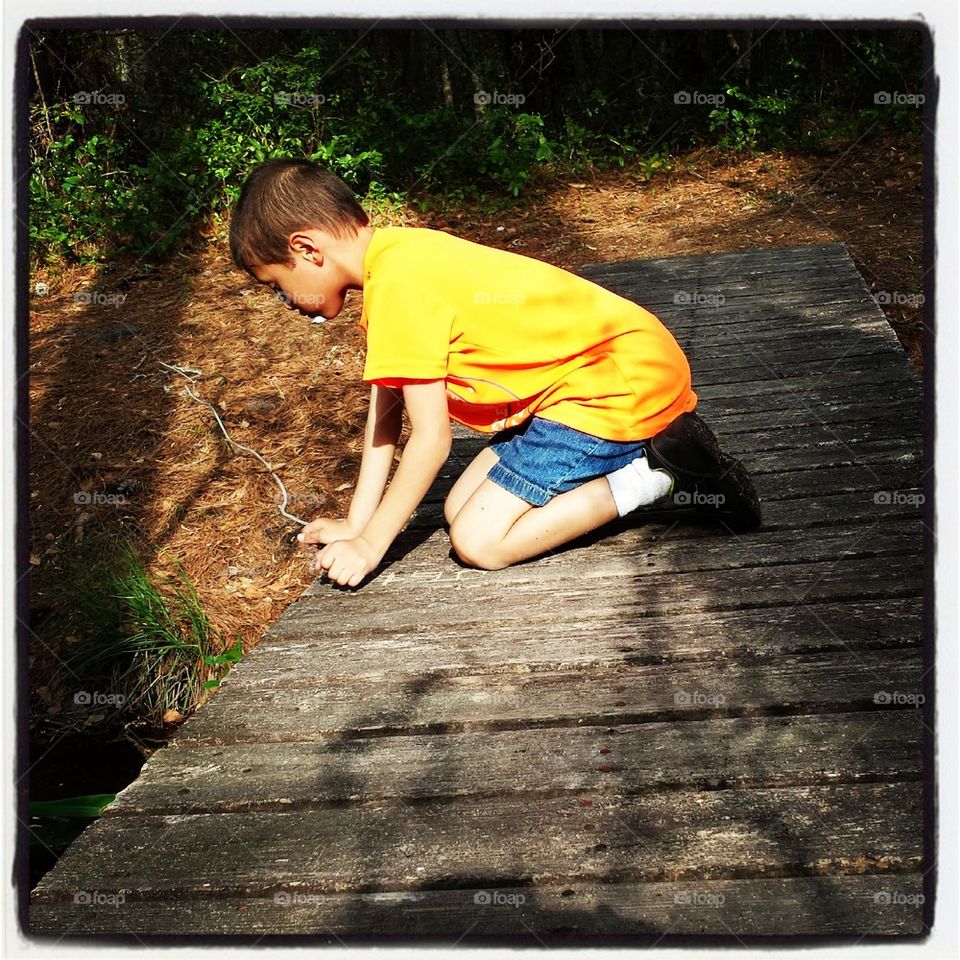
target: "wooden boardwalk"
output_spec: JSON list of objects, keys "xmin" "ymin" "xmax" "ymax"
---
[{"xmin": 29, "ymin": 243, "xmax": 929, "ymax": 940}]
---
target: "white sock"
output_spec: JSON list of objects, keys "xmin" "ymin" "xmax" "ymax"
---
[{"xmin": 606, "ymin": 453, "xmax": 674, "ymax": 517}]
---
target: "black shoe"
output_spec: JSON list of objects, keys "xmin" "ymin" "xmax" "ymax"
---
[{"xmin": 645, "ymin": 412, "xmax": 762, "ymax": 532}]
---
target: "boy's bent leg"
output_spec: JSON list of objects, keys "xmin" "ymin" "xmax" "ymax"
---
[
  {"xmin": 443, "ymin": 446, "xmax": 500, "ymax": 526},
  {"xmin": 449, "ymin": 475, "xmax": 619, "ymax": 570}
]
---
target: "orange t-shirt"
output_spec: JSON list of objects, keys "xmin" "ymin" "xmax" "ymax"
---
[{"xmin": 357, "ymin": 226, "xmax": 697, "ymax": 441}]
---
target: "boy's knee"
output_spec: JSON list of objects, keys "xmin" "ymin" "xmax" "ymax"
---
[
  {"xmin": 442, "ymin": 494, "xmax": 460, "ymax": 527},
  {"xmin": 448, "ymin": 523, "xmax": 507, "ymax": 570}
]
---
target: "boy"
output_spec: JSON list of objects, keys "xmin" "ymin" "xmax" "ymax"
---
[{"xmin": 229, "ymin": 158, "xmax": 760, "ymax": 588}]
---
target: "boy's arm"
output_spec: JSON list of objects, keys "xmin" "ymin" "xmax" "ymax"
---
[
  {"xmin": 356, "ymin": 379, "xmax": 452, "ymax": 557},
  {"xmin": 345, "ymin": 383, "xmax": 405, "ymax": 534}
]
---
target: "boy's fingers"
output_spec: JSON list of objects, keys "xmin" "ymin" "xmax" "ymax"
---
[{"xmin": 298, "ymin": 519, "xmax": 333, "ymax": 544}]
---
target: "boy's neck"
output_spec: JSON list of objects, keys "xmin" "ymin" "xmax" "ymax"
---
[{"xmin": 344, "ymin": 224, "xmax": 377, "ymax": 290}]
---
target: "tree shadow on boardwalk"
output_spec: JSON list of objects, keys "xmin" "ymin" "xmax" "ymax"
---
[{"xmin": 27, "ymin": 246, "xmax": 931, "ymax": 941}]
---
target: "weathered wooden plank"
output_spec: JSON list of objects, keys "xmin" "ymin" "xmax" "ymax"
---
[
  {"xmin": 250, "ymin": 596, "xmax": 922, "ymax": 683},
  {"xmin": 364, "ymin": 507, "xmax": 926, "ymax": 583},
  {"xmin": 645, "ymin": 293, "xmax": 890, "ymax": 316},
  {"xmin": 28, "ymin": 874, "xmax": 928, "ymax": 936},
  {"xmin": 722, "ymin": 439, "xmax": 921, "ymax": 474},
  {"xmin": 691, "ymin": 425, "xmax": 920, "ymax": 458},
  {"xmin": 576, "ymin": 242, "xmax": 853, "ymax": 277},
  {"xmin": 691, "ymin": 351, "xmax": 914, "ymax": 386},
  {"xmin": 585, "ymin": 261, "xmax": 864, "ymax": 291},
  {"xmin": 691, "ymin": 366, "xmax": 918, "ymax": 402},
  {"xmin": 646, "ymin": 302, "xmax": 898, "ymax": 327},
  {"xmin": 636, "ymin": 303, "xmax": 888, "ymax": 327},
  {"xmin": 655, "ymin": 306, "xmax": 897, "ymax": 338},
  {"xmin": 666, "ymin": 305, "xmax": 895, "ymax": 336},
  {"xmin": 290, "ymin": 560, "xmax": 922, "ymax": 644},
  {"xmin": 126, "ymin": 708, "xmax": 924, "ymax": 808},
  {"xmin": 29, "ymin": 781, "xmax": 923, "ymax": 903},
  {"xmin": 694, "ymin": 365, "xmax": 920, "ymax": 403},
  {"xmin": 258, "ymin": 589, "xmax": 920, "ymax": 670},
  {"xmin": 659, "ymin": 396, "xmax": 918, "ymax": 432},
  {"xmin": 166, "ymin": 659, "xmax": 923, "ymax": 748},
  {"xmin": 581, "ymin": 240, "xmax": 851, "ymax": 265},
  {"xmin": 680, "ymin": 339, "xmax": 904, "ymax": 372},
  {"xmin": 370, "ymin": 520, "xmax": 923, "ymax": 593}
]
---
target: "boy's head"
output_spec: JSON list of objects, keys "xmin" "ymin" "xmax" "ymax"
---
[{"xmin": 229, "ymin": 158, "xmax": 370, "ymax": 320}]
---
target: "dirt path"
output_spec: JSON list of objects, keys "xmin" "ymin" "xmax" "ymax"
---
[{"xmin": 28, "ymin": 135, "xmax": 924, "ymax": 746}]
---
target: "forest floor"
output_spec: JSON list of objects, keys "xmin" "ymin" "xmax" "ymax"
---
[{"xmin": 27, "ymin": 134, "xmax": 925, "ymax": 774}]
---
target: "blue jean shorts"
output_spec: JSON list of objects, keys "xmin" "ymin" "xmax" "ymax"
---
[{"xmin": 484, "ymin": 415, "xmax": 648, "ymax": 507}]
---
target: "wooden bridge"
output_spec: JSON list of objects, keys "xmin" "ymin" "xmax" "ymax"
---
[{"xmin": 29, "ymin": 243, "xmax": 930, "ymax": 941}]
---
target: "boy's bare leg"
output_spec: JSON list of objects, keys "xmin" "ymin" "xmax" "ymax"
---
[
  {"xmin": 443, "ymin": 446, "xmax": 501, "ymax": 525},
  {"xmin": 448, "ymin": 475, "xmax": 620, "ymax": 570},
  {"xmin": 499, "ymin": 478, "xmax": 621, "ymax": 566}
]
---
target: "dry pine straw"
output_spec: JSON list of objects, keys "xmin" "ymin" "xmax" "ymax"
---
[{"xmin": 28, "ymin": 137, "xmax": 923, "ymax": 725}]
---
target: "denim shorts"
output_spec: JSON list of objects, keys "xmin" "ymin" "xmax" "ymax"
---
[{"xmin": 484, "ymin": 415, "xmax": 648, "ymax": 507}]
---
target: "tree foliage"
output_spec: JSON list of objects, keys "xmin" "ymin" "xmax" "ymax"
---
[{"xmin": 27, "ymin": 27, "xmax": 925, "ymax": 264}]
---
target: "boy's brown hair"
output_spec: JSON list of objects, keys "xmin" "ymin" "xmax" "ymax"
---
[{"xmin": 229, "ymin": 158, "xmax": 369, "ymax": 273}]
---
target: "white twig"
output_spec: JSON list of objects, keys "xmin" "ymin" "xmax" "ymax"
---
[
  {"xmin": 160, "ymin": 363, "xmax": 308, "ymax": 527},
  {"xmin": 158, "ymin": 361, "xmax": 203, "ymax": 378}
]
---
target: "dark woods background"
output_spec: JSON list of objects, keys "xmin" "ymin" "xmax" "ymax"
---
[{"xmin": 26, "ymin": 25, "xmax": 925, "ymax": 266}]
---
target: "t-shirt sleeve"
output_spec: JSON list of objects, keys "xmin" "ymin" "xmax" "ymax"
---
[{"xmin": 361, "ymin": 276, "xmax": 455, "ymax": 383}]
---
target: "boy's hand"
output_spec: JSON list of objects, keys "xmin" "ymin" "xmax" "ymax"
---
[
  {"xmin": 313, "ymin": 536, "xmax": 382, "ymax": 587},
  {"xmin": 297, "ymin": 517, "xmax": 356, "ymax": 547},
  {"xmin": 297, "ymin": 518, "xmax": 381, "ymax": 585}
]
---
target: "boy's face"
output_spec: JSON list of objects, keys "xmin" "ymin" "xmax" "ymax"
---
[{"xmin": 250, "ymin": 232, "xmax": 350, "ymax": 320}]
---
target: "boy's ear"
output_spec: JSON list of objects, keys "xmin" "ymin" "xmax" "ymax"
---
[{"xmin": 288, "ymin": 229, "xmax": 324, "ymax": 265}]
